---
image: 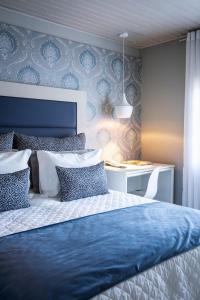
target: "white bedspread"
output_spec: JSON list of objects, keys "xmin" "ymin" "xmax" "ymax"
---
[
  {"xmin": 1, "ymin": 191, "xmax": 200, "ymax": 300},
  {"xmin": 0, "ymin": 190, "xmax": 155, "ymax": 237}
]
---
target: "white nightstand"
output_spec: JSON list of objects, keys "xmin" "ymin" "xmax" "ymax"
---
[{"xmin": 105, "ymin": 163, "xmax": 174, "ymax": 203}]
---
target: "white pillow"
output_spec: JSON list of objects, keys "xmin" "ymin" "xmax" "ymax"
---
[
  {"xmin": 0, "ymin": 150, "xmax": 32, "ymax": 174},
  {"xmin": 37, "ymin": 149, "xmax": 102, "ymax": 197}
]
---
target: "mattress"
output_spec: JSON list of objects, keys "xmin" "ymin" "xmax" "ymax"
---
[{"xmin": 1, "ymin": 191, "xmax": 200, "ymax": 300}]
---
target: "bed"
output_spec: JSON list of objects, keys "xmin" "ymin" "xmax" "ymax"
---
[{"xmin": 0, "ymin": 81, "xmax": 200, "ymax": 300}]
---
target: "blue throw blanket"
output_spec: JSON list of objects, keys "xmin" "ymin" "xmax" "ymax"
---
[{"xmin": 1, "ymin": 202, "xmax": 200, "ymax": 300}]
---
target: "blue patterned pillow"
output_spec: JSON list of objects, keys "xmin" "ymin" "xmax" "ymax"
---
[
  {"xmin": 30, "ymin": 149, "xmax": 94, "ymax": 194},
  {"xmin": 0, "ymin": 168, "xmax": 30, "ymax": 212},
  {"xmin": 56, "ymin": 161, "xmax": 108, "ymax": 201},
  {"xmin": 14, "ymin": 132, "xmax": 86, "ymax": 193},
  {"xmin": 14, "ymin": 133, "xmax": 86, "ymax": 151},
  {"xmin": 0, "ymin": 132, "xmax": 14, "ymax": 151}
]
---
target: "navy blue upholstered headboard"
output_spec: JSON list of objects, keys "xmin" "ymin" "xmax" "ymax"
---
[{"xmin": 0, "ymin": 96, "xmax": 77, "ymax": 137}]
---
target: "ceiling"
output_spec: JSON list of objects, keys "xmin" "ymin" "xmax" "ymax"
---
[{"xmin": 0, "ymin": 0, "xmax": 200, "ymax": 48}]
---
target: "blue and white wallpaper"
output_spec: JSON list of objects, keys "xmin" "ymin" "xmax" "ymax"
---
[{"xmin": 0, "ymin": 22, "xmax": 142, "ymax": 161}]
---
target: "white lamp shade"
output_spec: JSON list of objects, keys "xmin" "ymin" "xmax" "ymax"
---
[{"xmin": 114, "ymin": 93, "xmax": 133, "ymax": 118}]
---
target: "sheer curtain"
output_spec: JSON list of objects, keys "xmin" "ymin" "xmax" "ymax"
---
[{"xmin": 183, "ymin": 30, "xmax": 200, "ymax": 209}]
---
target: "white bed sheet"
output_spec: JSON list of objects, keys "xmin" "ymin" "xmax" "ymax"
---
[{"xmin": 1, "ymin": 191, "xmax": 200, "ymax": 300}]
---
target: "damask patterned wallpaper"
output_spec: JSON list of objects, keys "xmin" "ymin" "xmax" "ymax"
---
[{"xmin": 0, "ymin": 22, "xmax": 142, "ymax": 161}]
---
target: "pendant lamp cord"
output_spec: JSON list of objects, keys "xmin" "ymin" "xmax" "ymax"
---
[{"xmin": 123, "ymin": 37, "xmax": 125, "ymax": 97}]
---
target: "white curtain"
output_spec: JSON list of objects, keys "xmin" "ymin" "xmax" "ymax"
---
[{"xmin": 183, "ymin": 30, "xmax": 200, "ymax": 209}]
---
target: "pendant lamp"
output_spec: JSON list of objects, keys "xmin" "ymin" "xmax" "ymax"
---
[{"xmin": 114, "ymin": 32, "xmax": 133, "ymax": 118}]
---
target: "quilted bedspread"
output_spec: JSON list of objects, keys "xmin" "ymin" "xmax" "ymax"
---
[{"xmin": 1, "ymin": 191, "xmax": 200, "ymax": 300}]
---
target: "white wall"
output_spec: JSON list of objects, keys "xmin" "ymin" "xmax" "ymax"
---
[{"xmin": 141, "ymin": 40, "xmax": 186, "ymax": 204}]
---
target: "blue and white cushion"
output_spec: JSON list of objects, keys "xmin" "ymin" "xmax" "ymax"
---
[
  {"xmin": 14, "ymin": 132, "xmax": 86, "ymax": 151},
  {"xmin": 56, "ymin": 161, "xmax": 108, "ymax": 202},
  {"xmin": 37, "ymin": 149, "xmax": 102, "ymax": 197},
  {"xmin": 14, "ymin": 132, "xmax": 86, "ymax": 193},
  {"xmin": 0, "ymin": 132, "xmax": 14, "ymax": 151},
  {"xmin": 0, "ymin": 168, "xmax": 30, "ymax": 212}
]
